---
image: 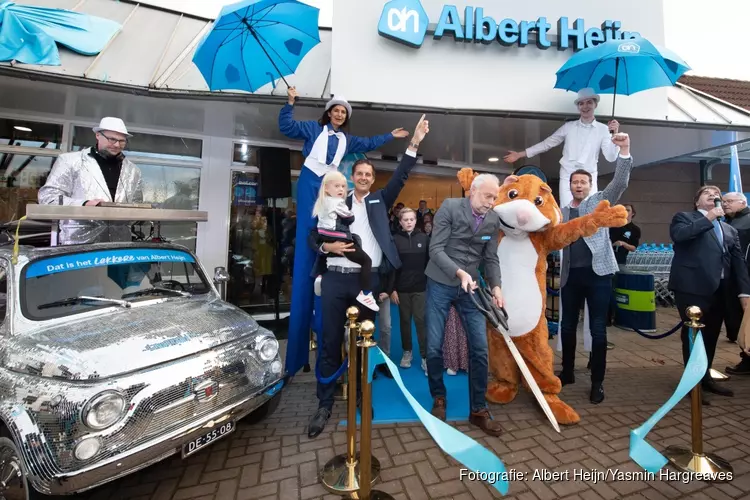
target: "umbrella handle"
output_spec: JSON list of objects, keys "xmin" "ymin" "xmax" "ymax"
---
[{"xmin": 610, "ymin": 58, "xmax": 620, "ymax": 134}]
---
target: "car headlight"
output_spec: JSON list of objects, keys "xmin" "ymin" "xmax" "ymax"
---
[
  {"xmin": 82, "ymin": 391, "xmax": 127, "ymax": 430},
  {"xmin": 74, "ymin": 436, "xmax": 101, "ymax": 461},
  {"xmin": 257, "ymin": 336, "xmax": 279, "ymax": 361}
]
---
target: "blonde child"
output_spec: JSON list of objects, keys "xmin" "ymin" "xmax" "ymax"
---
[{"xmin": 312, "ymin": 171, "xmax": 378, "ymax": 311}]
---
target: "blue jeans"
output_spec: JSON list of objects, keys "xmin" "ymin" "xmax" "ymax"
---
[
  {"xmin": 560, "ymin": 267, "xmax": 612, "ymax": 383},
  {"xmin": 425, "ymin": 277, "xmax": 489, "ymax": 413}
]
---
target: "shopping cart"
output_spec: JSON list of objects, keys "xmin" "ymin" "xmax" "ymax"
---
[{"xmin": 625, "ymin": 244, "xmax": 675, "ymax": 306}]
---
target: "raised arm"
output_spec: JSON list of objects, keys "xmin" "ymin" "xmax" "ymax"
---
[
  {"xmin": 600, "ymin": 124, "xmax": 621, "ymax": 162},
  {"xmin": 382, "ymin": 115, "xmax": 430, "ymax": 207},
  {"xmin": 278, "ymin": 87, "xmax": 319, "ymax": 141},
  {"xmin": 599, "ymin": 133, "xmax": 633, "ymax": 204},
  {"xmin": 669, "ymin": 211, "xmax": 713, "ymax": 243}
]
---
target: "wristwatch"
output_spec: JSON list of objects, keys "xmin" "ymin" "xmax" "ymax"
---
[{"xmin": 409, "ymin": 141, "xmax": 420, "ymax": 149}]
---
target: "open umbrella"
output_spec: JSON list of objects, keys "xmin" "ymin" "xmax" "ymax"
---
[
  {"xmin": 192, "ymin": 0, "xmax": 320, "ymax": 93},
  {"xmin": 0, "ymin": 1, "xmax": 121, "ymax": 65},
  {"xmin": 554, "ymin": 37, "xmax": 691, "ymax": 119}
]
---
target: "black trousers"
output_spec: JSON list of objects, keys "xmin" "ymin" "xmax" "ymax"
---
[
  {"xmin": 317, "ymin": 271, "xmax": 379, "ymax": 411},
  {"xmin": 724, "ymin": 285, "xmax": 742, "ymax": 342},
  {"xmin": 319, "ymin": 235, "xmax": 373, "ymax": 292},
  {"xmin": 674, "ymin": 281, "xmax": 732, "ymax": 381}
]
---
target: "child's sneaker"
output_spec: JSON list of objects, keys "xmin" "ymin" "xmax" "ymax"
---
[
  {"xmin": 357, "ymin": 291, "xmax": 379, "ymax": 312},
  {"xmin": 314, "ymin": 275, "xmax": 322, "ymax": 296},
  {"xmin": 446, "ymin": 368, "xmax": 457, "ymax": 376},
  {"xmin": 400, "ymin": 351, "xmax": 412, "ymax": 368}
]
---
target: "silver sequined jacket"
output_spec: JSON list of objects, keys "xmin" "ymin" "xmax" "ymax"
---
[{"xmin": 38, "ymin": 148, "xmax": 144, "ymax": 245}]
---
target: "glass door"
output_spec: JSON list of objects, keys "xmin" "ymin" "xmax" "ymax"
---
[{"xmin": 226, "ymin": 168, "xmax": 298, "ymax": 333}]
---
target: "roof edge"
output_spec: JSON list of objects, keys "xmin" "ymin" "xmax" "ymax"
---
[
  {"xmin": 675, "ymin": 82, "xmax": 750, "ymax": 118},
  {"xmin": 2, "ymin": 67, "xmax": 750, "ymax": 132}
]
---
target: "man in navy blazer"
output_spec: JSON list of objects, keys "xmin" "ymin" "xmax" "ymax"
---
[
  {"xmin": 669, "ymin": 185, "xmax": 750, "ymax": 400},
  {"xmin": 305, "ymin": 115, "xmax": 430, "ymax": 438}
]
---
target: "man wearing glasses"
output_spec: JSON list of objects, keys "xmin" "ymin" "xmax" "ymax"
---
[{"xmin": 39, "ymin": 117, "xmax": 143, "ymax": 245}]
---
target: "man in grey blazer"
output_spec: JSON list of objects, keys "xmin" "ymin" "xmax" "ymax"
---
[
  {"xmin": 424, "ymin": 174, "xmax": 504, "ymax": 436},
  {"xmin": 558, "ymin": 133, "xmax": 633, "ymax": 404}
]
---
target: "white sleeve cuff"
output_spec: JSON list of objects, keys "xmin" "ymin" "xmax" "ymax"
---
[
  {"xmin": 619, "ymin": 153, "xmax": 632, "ymax": 159},
  {"xmin": 405, "ymin": 149, "xmax": 417, "ymax": 158},
  {"xmin": 739, "ymin": 294, "xmax": 750, "ymax": 298}
]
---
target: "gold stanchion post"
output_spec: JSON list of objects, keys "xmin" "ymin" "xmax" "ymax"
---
[
  {"xmin": 355, "ymin": 320, "xmax": 392, "ymax": 500},
  {"xmin": 335, "ymin": 335, "xmax": 348, "ymax": 401},
  {"xmin": 320, "ymin": 307, "xmax": 379, "ymax": 494},
  {"xmin": 665, "ymin": 306, "xmax": 733, "ymax": 478}
]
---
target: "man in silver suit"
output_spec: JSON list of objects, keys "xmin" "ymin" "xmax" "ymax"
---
[{"xmin": 38, "ymin": 117, "xmax": 143, "ymax": 245}]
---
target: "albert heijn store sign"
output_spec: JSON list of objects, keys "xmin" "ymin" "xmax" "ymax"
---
[{"xmin": 377, "ymin": 0, "xmax": 640, "ymax": 50}]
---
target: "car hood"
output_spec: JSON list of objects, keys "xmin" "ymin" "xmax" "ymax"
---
[{"xmin": 5, "ymin": 296, "xmax": 264, "ymax": 380}]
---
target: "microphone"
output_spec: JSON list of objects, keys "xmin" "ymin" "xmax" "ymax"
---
[{"xmin": 715, "ymin": 198, "xmax": 723, "ymax": 221}]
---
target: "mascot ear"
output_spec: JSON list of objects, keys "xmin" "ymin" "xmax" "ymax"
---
[
  {"xmin": 457, "ymin": 168, "xmax": 477, "ymax": 191},
  {"xmin": 539, "ymin": 183, "xmax": 552, "ymax": 194},
  {"xmin": 503, "ymin": 175, "xmax": 519, "ymax": 186}
]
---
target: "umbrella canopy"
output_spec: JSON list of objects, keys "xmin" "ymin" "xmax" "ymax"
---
[
  {"xmin": 554, "ymin": 37, "xmax": 691, "ymax": 114},
  {"xmin": 193, "ymin": 0, "xmax": 320, "ymax": 93},
  {"xmin": 0, "ymin": 1, "xmax": 121, "ymax": 65}
]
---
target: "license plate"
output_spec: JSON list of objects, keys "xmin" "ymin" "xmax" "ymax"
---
[{"xmin": 182, "ymin": 420, "xmax": 235, "ymax": 458}]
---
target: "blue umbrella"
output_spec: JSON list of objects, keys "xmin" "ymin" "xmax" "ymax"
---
[
  {"xmin": 193, "ymin": 0, "xmax": 320, "ymax": 92},
  {"xmin": 0, "ymin": 1, "xmax": 121, "ymax": 65},
  {"xmin": 554, "ymin": 37, "xmax": 691, "ymax": 117}
]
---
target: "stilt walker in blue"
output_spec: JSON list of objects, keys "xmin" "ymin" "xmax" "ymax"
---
[{"xmin": 280, "ymin": 86, "xmax": 410, "ymax": 375}]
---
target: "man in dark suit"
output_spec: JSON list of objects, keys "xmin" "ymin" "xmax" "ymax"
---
[
  {"xmin": 668, "ymin": 185, "xmax": 750, "ymax": 399},
  {"xmin": 424, "ymin": 174, "xmax": 504, "ymax": 436},
  {"xmin": 722, "ymin": 192, "xmax": 750, "ymax": 372},
  {"xmin": 306, "ymin": 116, "xmax": 430, "ymax": 438}
]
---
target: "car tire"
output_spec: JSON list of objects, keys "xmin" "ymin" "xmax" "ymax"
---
[
  {"xmin": 0, "ymin": 436, "xmax": 48, "ymax": 499},
  {"xmin": 244, "ymin": 392, "xmax": 282, "ymax": 425}
]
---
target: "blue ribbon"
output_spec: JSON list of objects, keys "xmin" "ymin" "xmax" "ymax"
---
[
  {"xmin": 629, "ymin": 330, "xmax": 707, "ymax": 473},
  {"xmin": 368, "ymin": 346, "xmax": 510, "ymax": 495}
]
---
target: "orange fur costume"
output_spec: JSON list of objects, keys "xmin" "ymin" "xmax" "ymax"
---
[{"xmin": 457, "ymin": 169, "xmax": 628, "ymax": 425}]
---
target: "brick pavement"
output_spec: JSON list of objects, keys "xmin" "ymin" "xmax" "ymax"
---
[{"xmin": 76, "ymin": 307, "xmax": 750, "ymax": 500}]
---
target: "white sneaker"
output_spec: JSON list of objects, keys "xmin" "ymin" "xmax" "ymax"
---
[
  {"xmin": 447, "ymin": 368, "xmax": 457, "ymax": 376},
  {"xmin": 356, "ymin": 291, "xmax": 379, "ymax": 312},
  {"xmin": 400, "ymin": 351, "xmax": 412, "ymax": 368},
  {"xmin": 421, "ymin": 359, "xmax": 427, "ymax": 374},
  {"xmin": 314, "ymin": 275, "xmax": 322, "ymax": 296}
]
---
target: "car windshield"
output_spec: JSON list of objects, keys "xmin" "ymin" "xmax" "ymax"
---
[{"xmin": 22, "ymin": 247, "xmax": 211, "ymax": 320}]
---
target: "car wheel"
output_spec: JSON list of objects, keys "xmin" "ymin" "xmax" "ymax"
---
[
  {"xmin": 244, "ymin": 392, "xmax": 282, "ymax": 425},
  {"xmin": 0, "ymin": 437, "xmax": 46, "ymax": 500}
]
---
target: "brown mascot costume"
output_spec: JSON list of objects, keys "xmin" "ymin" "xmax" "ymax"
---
[{"xmin": 457, "ymin": 169, "xmax": 627, "ymax": 425}]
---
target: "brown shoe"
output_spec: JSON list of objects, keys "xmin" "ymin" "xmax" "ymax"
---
[
  {"xmin": 431, "ymin": 397, "xmax": 446, "ymax": 421},
  {"xmin": 469, "ymin": 409, "xmax": 503, "ymax": 437}
]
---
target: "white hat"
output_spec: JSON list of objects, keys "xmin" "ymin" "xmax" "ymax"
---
[
  {"xmin": 574, "ymin": 88, "xmax": 600, "ymax": 105},
  {"xmin": 92, "ymin": 117, "xmax": 132, "ymax": 137},
  {"xmin": 325, "ymin": 96, "xmax": 352, "ymax": 118}
]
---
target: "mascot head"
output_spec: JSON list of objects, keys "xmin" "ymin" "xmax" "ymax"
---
[{"xmin": 457, "ymin": 169, "xmax": 562, "ymax": 237}]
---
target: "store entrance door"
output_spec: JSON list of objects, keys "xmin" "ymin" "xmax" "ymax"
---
[{"xmin": 226, "ymin": 169, "xmax": 297, "ymax": 337}]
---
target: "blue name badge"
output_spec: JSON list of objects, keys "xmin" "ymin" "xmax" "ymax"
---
[
  {"xmin": 482, "ymin": 235, "xmax": 491, "ymax": 240},
  {"xmin": 368, "ymin": 199, "xmax": 380, "ymax": 204}
]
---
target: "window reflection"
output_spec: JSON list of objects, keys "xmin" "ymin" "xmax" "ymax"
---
[
  {"xmin": 72, "ymin": 126, "xmax": 202, "ymax": 161},
  {"xmin": 0, "ymin": 152, "xmax": 57, "ymax": 221},
  {"xmin": 0, "ymin": 119, "xmax": 62, "ymax": 149}
]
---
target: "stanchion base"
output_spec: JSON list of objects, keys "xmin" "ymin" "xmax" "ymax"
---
[
  {"xmin": 665, "ymin": 446, "xmax": 733, "ymax": 480},
  {"xmin": 350, "ymin": 490, "xmax": 395, "ymax": 500},
  {"xmin": 710, "ymin": 368, "xmax": 730, "ymax": 381},
  {"xmin": 334, "ymin": 383, "xmax": 348, "ymax": 401},
  {"xmin": 320, "ymin": 453, "xmax": 380, "ymax": 494}
]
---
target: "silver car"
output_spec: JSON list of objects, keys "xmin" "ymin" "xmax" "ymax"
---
[{"xmin": 0, "ymin": 241, "xmax": 287, "ymax": 498}]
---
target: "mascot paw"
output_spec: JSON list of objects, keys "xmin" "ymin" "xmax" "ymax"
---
[
  {"xmin": 593, "ymin": 200, "xmax": 629, "ymax": 228},
  {"xmin": 457, "ymin": 168, "xmax": 477, "ymax": 191},
  {"xmin": 544, "ymin": 395, "xmax": 581, "ymax": 425},
  {"xmin": 486, "ymin": 381, "xmax": 518, "ymax": 404}
]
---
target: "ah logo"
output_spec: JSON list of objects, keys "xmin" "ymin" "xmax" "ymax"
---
[
  {"xmin": 378, "ymin": 0, "xmax": 429, "ymax": 48},
  {"xmin": 618, "ymin": 42, "xmax": 640, "ymax": 53}
]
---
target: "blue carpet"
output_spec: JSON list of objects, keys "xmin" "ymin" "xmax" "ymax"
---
[{"xmin": 341, "ymin": 303, "xmax": 470, "ymax": 425}]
